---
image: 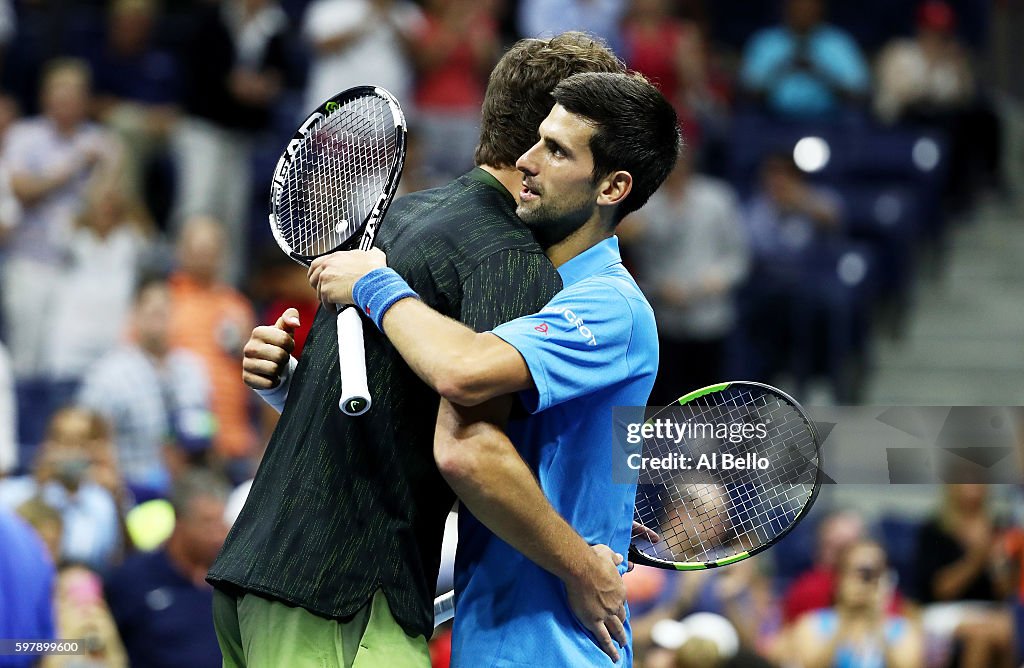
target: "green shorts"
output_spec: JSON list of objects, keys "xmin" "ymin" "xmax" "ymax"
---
[{"xmin": 212, "ymin": 589, "xmax": 430, "ymax": 668}]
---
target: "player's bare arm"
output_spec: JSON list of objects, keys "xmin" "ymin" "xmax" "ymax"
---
[
  {"xmin": 435, "ymin": 397, "xmax": 628, "ymax": 661},
  {"xmin": 309, "ymin": 250, "xmax": 531, "ymax": 406}
]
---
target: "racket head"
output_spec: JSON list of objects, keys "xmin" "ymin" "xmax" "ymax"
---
[
  {"xmin": 629, "ymin": 381, "xmax": 822, "ymax": 571},
  {"xmin": 269, "ymin": 86, "xmax": 407, "ymax": 265}
]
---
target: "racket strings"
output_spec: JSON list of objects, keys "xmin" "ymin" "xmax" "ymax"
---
[
  {"xmin": 275, "ymin": 94, "xmax": 399, "ymax": 258},
  {"xmin": 635, "ymin": 387, "xmax": 818, "ymax": 564}
]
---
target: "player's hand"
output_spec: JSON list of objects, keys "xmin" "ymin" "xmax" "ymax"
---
[
  {"xmin": 626, "ymin": 521, "xmax": 661, "ymax": 572},
  {"xmin": 631, "ymin": 520, "xmax": 661, "ymax": 544},
  {"xmin": 308, "ymin": 248, "xmax": 388, "ymax": 308},
  {"xmin": 566, "ymin": 544, "xmax": 628, "ymax": 662},
  {"xmin": 242, "ymin": 308, "xmax": 300, "ymax": 390}
]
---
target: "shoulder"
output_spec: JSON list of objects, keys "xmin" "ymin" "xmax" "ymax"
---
[
  {"xmin": 0, "ymin": 476, "xmax": 37, "ymax": 507},
  {"xmin": 3, "ymin": 118, "xmax": 45, "ymax": 150},
  {"xmin": 385, "ymin": 177, "xmax": 545, "ymax": 275},
  {"xmin": 917, "ymin": 517, "xmax": 949, "ymax": 541},
  {"xmin": 795, "ymin": 608, "xmax": 831, "ymax": 635},
  {"xmin": 80, "ymin": 482, "xmax": 118, "ymax": 511},
  {"xmin": 224, "ymin": 288, "xmax": 255, "ymax": 314},
  {"xmin": 168, "ymin": 348, "xmax": 209, "ymax": 375},
  {"xmin": 561, "ymin": 271, "xmax": 657, "ymax": 344},
  {"xmin": 816, "ymin": 25, "xmax": 860, "ymax": 48},
  {"xmin": 747, "ymin": 27, "xmax": 787, "ymax": 50},
  {"xmin": 85, "ymin": 346, "xmax": 143, "ymax": 379},
  {"xmin": 592, "ymin": 269, "xmax": 656, "ymax": 320}
]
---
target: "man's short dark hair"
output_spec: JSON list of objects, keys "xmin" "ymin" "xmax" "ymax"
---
[
  {"xmin": 551, "ymin": 72, "xmax": 681, "ymax": 223},
  {"xmin": 170, "ymin": 468, "xmax": 230, "ymax": 519},
  {"xmin": 475, "ymin": 32, "xmax": 624, "ymax": 169},
  {"xmin": 133, "ymin": 271, "xmax": 168, "ymax": 303}
]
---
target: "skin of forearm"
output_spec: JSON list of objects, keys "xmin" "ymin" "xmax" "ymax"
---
[
  {"xmin": 933, "ymin": 551, "xmax": 987, "ymax": 600},
  {"xmin": 435, "ymin": 399, "xmax": 598, "ymax": 584},
  {"xmin": 381, "ymin": 297, "xmax": 529, "ymax": 406},
  {"xmin": 10, "ymin": 170, "xmax": 72, "ymax": 206}
]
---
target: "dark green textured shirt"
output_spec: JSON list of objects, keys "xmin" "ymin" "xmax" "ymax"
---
[{"xmin": 207, "ymin": 169, "xmax": 562, "ymax": 640}]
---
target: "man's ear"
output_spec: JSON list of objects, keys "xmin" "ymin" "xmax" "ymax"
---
[{"xmin": 596, "ymin": 171, "xmax": 632, "ymax": 208}]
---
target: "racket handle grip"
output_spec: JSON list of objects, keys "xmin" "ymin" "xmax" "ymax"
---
[
  {"xmin": 433, "ymin": 590, "xmax": 456, "ymax": 627},
  {"xmin": 336, "ymin": 306, "xmax": 371, "ymax": 416}
]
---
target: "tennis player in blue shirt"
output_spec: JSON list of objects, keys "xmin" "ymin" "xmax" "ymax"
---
[{"xmin": 311, "ymin": 71, "xmax": 680, "ymax": 666}]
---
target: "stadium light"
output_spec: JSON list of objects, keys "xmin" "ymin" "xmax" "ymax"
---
[
  {"xmin": 912, "ymin": 137, "xmax": 941, "ymax": 172},
  {"xmin": 793, "ymin": 137, "xmax": 830, "ymax": 173},
  {"xmin": 838, "ymin": 251, "xmax": 868, "ymax": 286}
]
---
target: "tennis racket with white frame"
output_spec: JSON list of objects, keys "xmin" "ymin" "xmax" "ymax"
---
[{"xmin": 268, "ymin": 86, "xmax": 406, "ymax": 416}]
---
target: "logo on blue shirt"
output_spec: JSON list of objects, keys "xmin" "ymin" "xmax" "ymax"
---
[{"xmin": 541, "ymin": 305, "xmax": 598, "ymax": 346}]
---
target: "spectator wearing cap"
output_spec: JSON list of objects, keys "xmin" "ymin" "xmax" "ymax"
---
[
  {"xmin": 105, "ymin": 470, "xmax": 230, "ymax": 668},
  {"xmin": 739, "ymin": 0, "xmax": 869, "ymax": 118},
  {"xmin": 78, "ymin": 274, "xmax": 212, "ymax": 500},
  {"xmin": 875, "ymin": 1, "xmax": 973, "ymax": 124},
  {"xmin": 875, "ymin": 0, "xmax": 1000, "ymax": 213},
  {"xmin": 0, "ymin": 407, "xmax": 121, "ymax": 572},
  {"xmin": 0, "ymin": 508, "xmax": 55, "ymax": 668}
]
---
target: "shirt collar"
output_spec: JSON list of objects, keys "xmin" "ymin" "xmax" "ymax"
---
[
  {"xmin": 557, "ymin": 236, "xmax": 622, "ymax": 287},
  {"xmin": 466, "ymin": 167, "xmax": 516, "ymax": 206}
]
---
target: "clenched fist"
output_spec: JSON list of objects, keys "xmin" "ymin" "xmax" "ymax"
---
[{"xmin": 242, "ymin": 308, "xmax": 300, "ymax": 390}]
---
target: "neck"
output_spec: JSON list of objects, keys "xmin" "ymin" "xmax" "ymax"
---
[
  {"xmin": 140, "ymin": 341, "xmax": 168, "ymax": 362},
  {"xmin": 478, "ymin": 164, "xmax": 523, "ymax": 201},
  {"xmin": 545, "ymin": 216, "xmax": 614, "ymax": 268},
  {"xmin": 51, "ymin": 119, "xmax": 79, "ymax": 137}
]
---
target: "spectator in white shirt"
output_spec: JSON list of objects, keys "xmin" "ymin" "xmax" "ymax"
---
[
  {"xmin": 0, "ymin": 59, "xmax": 121, "ymax": 380},
  {"xmin": 0, "ymin": 340, "xmax": 15, "ymax": 475},
  {"xmin": 517, "ymin": 0, "xmax": 628, "ymax": 55},
  {"xmin": 301, "ymin": 0, "xmax": 423, "ymax": 114},
  {"xmin": 43, "ymin": 177, "xmax": 155, "ymax": 399}
]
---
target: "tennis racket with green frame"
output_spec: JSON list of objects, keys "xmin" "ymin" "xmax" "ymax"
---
[{"xmin": 628, "ymin": 381, "xmax": 822, "ymax": 572}]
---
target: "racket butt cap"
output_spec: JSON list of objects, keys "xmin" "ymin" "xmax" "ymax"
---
[{"xmin": 339, "ymin": 396, "xmax": 371, "ymax": 416}]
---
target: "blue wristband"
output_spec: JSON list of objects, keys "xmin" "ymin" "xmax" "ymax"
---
[{"xmin": 352, "ymin": 267, "xmax": 419, "ymax": 331}]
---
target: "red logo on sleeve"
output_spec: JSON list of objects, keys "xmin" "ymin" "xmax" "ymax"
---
[{"xmin": 534, "ymin": 323, "xmax": 549, "ymax": 334}]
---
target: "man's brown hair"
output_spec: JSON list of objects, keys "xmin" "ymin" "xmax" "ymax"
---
[{"xmin": 474, "ymin": 31, "xmax": 624, "ymax": 169}]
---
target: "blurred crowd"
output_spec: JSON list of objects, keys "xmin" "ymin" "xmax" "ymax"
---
[{"xmin": 0, "ymin": 0, "xmax": 1018, "ymax": 667}]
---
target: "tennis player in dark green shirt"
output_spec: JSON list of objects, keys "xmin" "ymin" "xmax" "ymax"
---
[{"xmin": 207, "ymin": 33, "xmax": 629, "ymax": 668}]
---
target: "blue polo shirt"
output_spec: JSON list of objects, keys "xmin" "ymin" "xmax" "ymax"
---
[
  {"xmin": 452, "ymin": 236, "xmax": 658, "ymax": 667},
  {"xmin": 104, "ymin": 549, "xmax": 221, "ymax": 668}
]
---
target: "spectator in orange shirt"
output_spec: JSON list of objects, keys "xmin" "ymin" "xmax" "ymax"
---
[{"xmin": 168, "ymin": 215, "xmax": 255, "ymax": 475}]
